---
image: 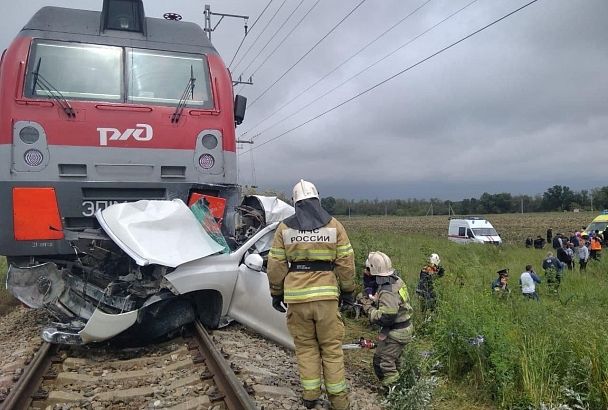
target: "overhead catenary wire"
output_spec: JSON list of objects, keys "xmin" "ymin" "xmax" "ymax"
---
[
  {"xmin": 239, "ymin": 0, "xmax": 542, "ymax": 156},
  {"xmin": 232, "ymin": 0, "xmax": 290, "ymax": 74},
  {"xmin": 248, "ymin": 0, "xmax": 369, "ymax": 108},
  {"xmin": 241, "ymin": 0, "xmax": 434, "ymax": 139},
  {"xmin": 234, "ymin": 0, "xmax": 321, "ymax": 95},
  {"xmin": 243, "ymin": 0, "xmax": 321, "ymax": 82},
  {"xmin": 249, "ymin": 0, "xmax": 479, "ymax": 140},
  {"xmin": 236, "ymin": 0, "xmax": 305, "ymax": 83},
  {"xmin": 228, "ymin": 0, "xmax": 274, "ymax": 69}
]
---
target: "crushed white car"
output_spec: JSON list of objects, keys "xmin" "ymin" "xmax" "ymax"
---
[{"xmin": 7, "ymin": 196, "xmax": 294, "ymax": 349}]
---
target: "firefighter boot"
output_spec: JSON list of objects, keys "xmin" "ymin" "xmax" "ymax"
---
[
  {"xmin": 302, "ymin": 398, "xmax": 325, "ymax": 409},
  {"xmin": 328, "ymin": 392, "xmax": 349, "ymax": 410}
]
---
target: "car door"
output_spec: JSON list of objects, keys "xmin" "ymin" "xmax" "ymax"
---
[{"xmin": 226, "ymin": 226, "xmax": 294, "ymax": 349}]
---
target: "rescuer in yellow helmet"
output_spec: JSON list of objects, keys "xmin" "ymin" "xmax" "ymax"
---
[
  {"xmin": 360, "ymin": 251, "xmax": 414, "ymax": 389},
  {"xmin": 268, "ymin": 179, "xmax": 355, "ymax": 410}
]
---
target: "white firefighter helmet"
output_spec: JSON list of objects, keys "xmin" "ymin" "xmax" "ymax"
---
[
  {"xmin": 367, "ymin": 251, "xmax": 394, "ymax": 276},
  {"xmin": 429, "ymin": 253, "xmax": 441, "ymax": 266},
  {"xmin": 292, "ymin": 179, "xmax": 319, "ymax": 204}
]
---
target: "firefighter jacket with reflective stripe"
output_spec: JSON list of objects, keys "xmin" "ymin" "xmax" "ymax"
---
[
  {"xmin": 368, "ymin": 275, "xmax": 413, "ymax": 343},
  {"xmin": 268, "ymin": 217, "xmax": 355, "ymax": 304}
]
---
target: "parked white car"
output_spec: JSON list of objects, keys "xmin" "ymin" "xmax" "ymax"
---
[
  {"xmin": 7, "ymin": 196, "xmax": 294, "ymax": 349},
  {"xmin": 448, "ymin": 216, "xmax": 502, "ymax": 245}
]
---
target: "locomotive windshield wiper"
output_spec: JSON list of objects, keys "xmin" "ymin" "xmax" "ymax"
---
[
  {"xmin": 31, "ymin": 57, "xmax": 76, "ymax": 119},
  {"xmin": 171, "ymin": 65, "xmax": 196, "ymax": 123}
]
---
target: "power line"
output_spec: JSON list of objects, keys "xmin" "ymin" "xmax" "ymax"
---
[
  {"xmin": 228, "ymin": 0, "xmax": 274, "ymax": 69},
  {"xmin": 245, "ymin": 0, "xmax": 321, "ymax": 80},
  {"xmin": 232, "ymin": 0, "xmax": 290, "ymax": 73},
  {"xmin": 249, "ymin": 0, "xmax": 479, "ymax": 140},
  {"xmin": 248, "ymin": 0, "xmax": 369, "ymax": 108},
  {"xmin": 239, "ymin": 0, "xmax": 541, "ymax": 156},
  {"xmin": 241, "ymin": 0, "xmax": 433, "ymax": 138},
  {"xmin": 234, "ymin": 0, "xmax": 321, "ymax": 95},
  {"xmin": 236, "ymin": 0, "xmax": 305, "ymax": 82}
]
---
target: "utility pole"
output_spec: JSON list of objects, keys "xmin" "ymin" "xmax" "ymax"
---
[
  {"xmin": 204, "ymin": 4, "xmax": 248, "ymax": 41},
  {"xmin": 521, "ymin": 197, "xmax": 524, "ymax": 214}
]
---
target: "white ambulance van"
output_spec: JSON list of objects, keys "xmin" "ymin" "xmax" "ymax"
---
[{"xmin": 448, "ymin": 216, "xmax": 502, "ymax": 244}]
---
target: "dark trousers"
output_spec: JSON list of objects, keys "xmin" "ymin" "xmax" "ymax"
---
[
  {"xmin": 579, "ymin": 259, "xmax": 587, "ymax": 271},
  {"xmin": 523, "ymin": 292, "xmax": 539, "ymax": 301}
]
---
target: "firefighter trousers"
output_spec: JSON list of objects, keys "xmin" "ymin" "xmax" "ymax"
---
[
  {"xmin": 373, "ymin": 336, "xmax": 405, "ymax": 386},
  {"xmin": 286, "ymin": 300, "xmax": 349, "ymax": 410}
]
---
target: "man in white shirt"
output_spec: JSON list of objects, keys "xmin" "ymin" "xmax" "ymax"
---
[
  {"xmin": 578, "ymin": 243, "xmax": 590, "ymax": 271},
  {"xmin": 520, "ymin": 265, "xmax": 541, "ymax": 301}
]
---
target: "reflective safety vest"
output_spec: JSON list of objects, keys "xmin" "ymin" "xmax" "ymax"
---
[
  {"xmin": 267, "ymin": 217, "xmax": 355, "ymax": 304},
  {"xmin": 368, "ymin": 275, "xmax": 413, "ymax": 343},
  {"xmin": 591, "ymin": 238, "xmax": 602, "ymax": 251}
]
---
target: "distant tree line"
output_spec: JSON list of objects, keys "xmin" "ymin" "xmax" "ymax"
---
[{"xmin": 318, "ymin": 185, "xmax": 608, "ymax": 216}]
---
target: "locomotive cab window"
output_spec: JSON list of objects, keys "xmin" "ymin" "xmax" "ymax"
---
[
  {"xmin": 25, "ymin": 40, "xmax": 122, "ymax": 102},
  {"xmin": 127, "ymin": 49, "xmax": 212, "ymax": 108},
  {"xmin": 24, "ymin": 41, "xmax": 212, "ymax": 109}
]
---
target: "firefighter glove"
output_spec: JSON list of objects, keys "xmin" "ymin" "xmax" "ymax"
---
[
  {"xmin": 360, "ymin": 297, "xmax": 373, "ymax": 314},
  {"xmin": 272, "ymin": 294, "xmax": 286, "ymax": 313}
]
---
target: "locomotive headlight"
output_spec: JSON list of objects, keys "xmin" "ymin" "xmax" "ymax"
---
[
  {"xmin": 201, "ymin": 134, "xmax": 218, "ymax": 149},
  {"xmin": 24, "ymin": 149, "xmax": 44, "ymax": 167},
  {"xmin": 19, "ymin": 126, "xmax": 40, "ymax": 144},
  {"xmin": 198, "ymin": 154, "xmax": 215, "ymax": 169}
]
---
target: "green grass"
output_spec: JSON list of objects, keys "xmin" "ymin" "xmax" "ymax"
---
[{"xmin": 345, "ymin": 226, "xmax": 608, "ymax": 409}]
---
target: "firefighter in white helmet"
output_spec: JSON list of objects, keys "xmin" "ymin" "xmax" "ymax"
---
[
  {"xmin": 360, "ymin": 251, "xmax": 414, "ymax": 388},
  {"xmin": 268, "ymin": 179, "xmax": 355, "ymax": 410},
  {"xmin": 415, "ymin": 253, "xmax": 445, "ymax": 312}
]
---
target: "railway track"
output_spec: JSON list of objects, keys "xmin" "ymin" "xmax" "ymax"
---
[{"xmin": 2, "ymin": 320, "xmax": 257, "ymax": 410}]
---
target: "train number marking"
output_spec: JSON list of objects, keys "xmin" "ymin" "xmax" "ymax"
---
[
  {"xmin": 32, "ymin": 242, "xmax": 54, "ymax": 248},
  {"xmin": 82, "ymin": 200, "xmax": 124, "ymax": 216},
  {"xmin": 97, "ymin": 123, "xmax": 153, "ymax": 146}
]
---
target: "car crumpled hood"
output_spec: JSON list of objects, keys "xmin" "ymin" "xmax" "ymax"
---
[
  {"xmin": 96, "ymin": 199, "xmax": 225, "ymax": 268},
  {"xmin": 248, "ymin": 195, "xmax": 294, "ymax": 223}
]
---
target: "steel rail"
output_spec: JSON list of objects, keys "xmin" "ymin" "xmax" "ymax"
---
[
  {"xmin": 2, "ymin": 342, "xmax": 57, "ymax": 410},
  {"xmin": 193, "ymin": 320, "xmax": 256, "ymax": 410}
]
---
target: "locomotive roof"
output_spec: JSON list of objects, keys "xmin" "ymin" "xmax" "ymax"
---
[{"xmin": 19, "ymin": 6, "xmax": 218, "ymax": 55}]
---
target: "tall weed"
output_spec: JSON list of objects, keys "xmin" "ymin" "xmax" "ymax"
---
[{"xmin": 347, "ymin": 230, "xmax": 608, "ymax": 409}]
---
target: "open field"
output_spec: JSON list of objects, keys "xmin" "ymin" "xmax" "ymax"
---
[
  {"xmin": 341, "ymin": 212, "xmax": 608, "ymax": 409},
  {"xmin": 339, "ymin": 211, "xmax": 596, "ymax": 244}
]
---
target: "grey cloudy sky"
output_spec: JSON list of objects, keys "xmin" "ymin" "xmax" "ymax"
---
[{"xmin": 3, "ymin": 0, "xmax": 607, "ymax": 200}]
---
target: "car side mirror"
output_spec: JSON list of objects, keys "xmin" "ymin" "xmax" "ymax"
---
[
  {"xmin": 234, "ymin": 94, "xmax": 247, "ymax": 125},
  {"xmin": 244, "ymin": 253, "xmax": 263, "ymax": 272}
]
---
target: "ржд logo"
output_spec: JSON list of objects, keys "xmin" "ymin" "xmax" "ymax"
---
[{"xmin": 97, "ymin": 124, "xmax": 153, "ymax": 146}]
